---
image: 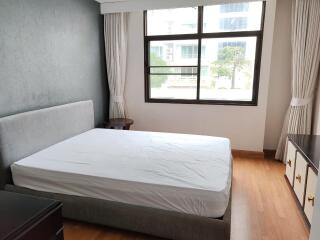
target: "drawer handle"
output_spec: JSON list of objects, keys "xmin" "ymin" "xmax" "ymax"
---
[
  {"xmin": 287, "ymin": 160, "xmax": 292, "ymax": 167},
  {"xmin": 295, "ymin": 175, "xmax": 302, "ymax": 183},
  {"xmin": 308, "ymin": 195, "xmax": 315, "ymax": 207}
]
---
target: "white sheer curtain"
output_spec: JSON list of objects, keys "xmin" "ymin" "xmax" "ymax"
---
[
  {"xmin": 104, "ymin": 13, "xmax": 128, "ymax": 118},
  {"xmin": 276, "ymin": 0, "xmax": 320, "ymax": 161}
]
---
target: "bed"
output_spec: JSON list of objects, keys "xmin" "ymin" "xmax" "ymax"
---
[{"xmin": 0, "ymin": 100, "xmax": 232, "ymax": 240}]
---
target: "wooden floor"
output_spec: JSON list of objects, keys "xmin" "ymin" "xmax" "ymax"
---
[{"xmin": 64, "ymin": 157, "xmax": 310, "ymax": 240}]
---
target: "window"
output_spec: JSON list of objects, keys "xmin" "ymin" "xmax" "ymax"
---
[
  {"xmin": 144, "ymin": 1, "xmax": 265, "ymax": 105},
  {"xmin": 218, "ymin": 41, "xmax": 247, "ymax": 60},
  {"xmin": 150, "ymin": 46, "xmax": 163, "ymax": 58},
  {"xmin": 147, "ymin": 7, "xmax": 198, "ymax": 36},
  {"xmin": 181, "ymin": 67, "xmax": 197, "ymax": 75},
  {"xmin": 181, "ymin": 45, "xmax": 206, "ymax": 59},
  {"xmin": 201, "ymin": 66, "xmax": 209, "ymax": 76},
  {"xmin": 183, "ymin": 23, "xmax": 197, "ymax": 30},
  {"xmin": 220, "ymin": 3, "xmax": 249, "ymax": 13},
  {"xmin": 219, "ymin": 17, "xmax": 248, "ymax": 31},
  {"xmin": 219, "ymin": 41, "xmax": 247, "ymax": 50},
  {"xmin": 181, "ymin": 45, "xmax": 198, "ymax": 58},
  {"xmin": 203, "ymin": 2, "xmax": 263, "ymax": 33}
]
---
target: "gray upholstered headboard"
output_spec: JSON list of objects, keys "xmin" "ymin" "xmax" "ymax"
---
[{"xmin": 0, "ymin": 100, "xmax": 94, "ymax": 188}]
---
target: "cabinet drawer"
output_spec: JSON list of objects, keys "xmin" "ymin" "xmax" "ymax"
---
[
  {"xmin": 293, "ymin": 152, "xmax": 308, "ymax": 205},
  {"xmin": 285, "ymin": 141, "xmax": 296, "ymax": 185},
  {"xmin": 304, "ymin": 168, "xmax": 317, "ymax": 223}
]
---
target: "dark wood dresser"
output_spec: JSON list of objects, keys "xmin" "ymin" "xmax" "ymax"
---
[
  {"xmin": 0, "ymin": 191, "xmax": 63, "ymax": 240},
  {"xmin": 285, "ymin": 134, "xmax": 320, "ymax": 227}
]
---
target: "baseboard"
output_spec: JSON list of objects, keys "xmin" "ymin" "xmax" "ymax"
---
[{"xmin": 232, "ymin": 149, "xmax": 264, "ymax": 159}]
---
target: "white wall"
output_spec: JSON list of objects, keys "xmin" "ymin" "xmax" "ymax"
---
[
  {"xmin": 263, "ymin": 0, "xmax": 292, "ymax": 150},
  {"xmin": 125, "ymin": 0, "xmax": 277, "ymax": 151}
]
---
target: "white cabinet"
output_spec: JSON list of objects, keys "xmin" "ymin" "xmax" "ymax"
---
[
  {"xmin": 285, "ymin": 141, "xmax": 296, "ymax": 185},
  {"xmin": 304, "ymin": 168, "xmax": 317, "ymax": 223},
  {"xmin": 285, "ymin": 138, "xmax": 318, "ymax": 228},
  {"xmin": 293, "ymin": 152, "xmax": 308, "ymax": 205}
]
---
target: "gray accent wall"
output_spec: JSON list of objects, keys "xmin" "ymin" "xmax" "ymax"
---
[{"xmin": 0, "ymin": 0, "xmax": 108, "ymax": 124}]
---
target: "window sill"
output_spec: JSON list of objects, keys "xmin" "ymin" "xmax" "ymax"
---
[{"xmin": 145, "ymin": 98, "xmax": 258, "ymax": 106}]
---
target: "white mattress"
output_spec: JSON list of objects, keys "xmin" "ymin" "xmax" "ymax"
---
[{"xmin": 11, "ymin": 129, "xmax": 232, "ymax": 218}]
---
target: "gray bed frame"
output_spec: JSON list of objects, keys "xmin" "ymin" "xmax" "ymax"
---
[{"xmin": 0, "ymin": 100, "xmax": 231, "ymax": 240}]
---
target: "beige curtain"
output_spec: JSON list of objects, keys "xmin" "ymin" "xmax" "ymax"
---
[
  {"xmin": 276, "ymin": 0, "xmax": 320, "ymax": 161},
  {"xmin": 104, "ymin": 13, "xmax": 128, "ymax": 118}
]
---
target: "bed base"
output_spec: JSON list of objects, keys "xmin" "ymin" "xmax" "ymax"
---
[{"xmin": 5, "ymin": 184, "xmax": 231, "ymax": 240}]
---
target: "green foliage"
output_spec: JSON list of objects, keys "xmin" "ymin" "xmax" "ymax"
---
[
  {"xmin": 211, "ymin": 46, "xmax": 249, "ymax": 89},
  {"xmin": 150, "ymin": 53, "xmax": 169, "ymax": 88}
]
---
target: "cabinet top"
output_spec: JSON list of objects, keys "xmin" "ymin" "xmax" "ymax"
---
[
  {"xmin": 0, "ymin": 191, "xmax": 61, "ymax": 240},
  {"xmin": 288, "ymin": 134, "xmax": 320, "ymax": 173}
]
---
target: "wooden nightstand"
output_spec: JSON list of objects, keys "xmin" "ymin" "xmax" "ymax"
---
[
  {"xmin": 0, "ymin": 191, "xmax": 64, "ymax": 240},
  {"xmin": 105, "ymin": 118, "xmax": 134, "ymax": 130}
]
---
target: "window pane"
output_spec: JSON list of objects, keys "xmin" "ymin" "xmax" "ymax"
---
[
  {"xmin": 203, "ymin": 2, "xmax": 263, "ymax": 33},
  {"xmin": 150, "ymin": 75, "xmax": 197, "ymax": 100},
  {"xmin": 181, "ymin": 45, "xmax": 198, "ymax": 58},
  {"xmin": 147, "ymin": 7, "xmax": 198, "ymax": 36},
  {"xmin": 150, "ymin": 46, "xmax": 163, "ymax": 58},
  {"xmin": 220, "ymin": 3, "xmax": 249, "ymax": 13},
  {"xmin": 200, "ymin": 37, "xmax": 257, "ymax": 101},
  {"xmin": 149, "ymin": 40, "xmax": 198, "ymax": 66}
]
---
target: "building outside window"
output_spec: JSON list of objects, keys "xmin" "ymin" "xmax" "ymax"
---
[
  {"xmin": 219, "ymin": 17, "xmax": 248, "ymax": 31},
  {"xmin": 181, "ymin": 45, "xmax": 198, "ymax": 59},
  {"xmin": 150, "ymin": 46, "xmax": 163, "ymax": 58},
  {"xmin": 220, "ymin": 3, "xmax": 249, "ymax": 13}
]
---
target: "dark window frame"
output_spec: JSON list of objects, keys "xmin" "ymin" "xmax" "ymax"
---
[{"xmin": 144, "ymin": 2, "xmax": 266, "ymax": 106}]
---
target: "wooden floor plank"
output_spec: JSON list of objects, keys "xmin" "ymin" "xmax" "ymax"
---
[{"xmin": 64, "ymin": 157, "xmax": 310, "ymax": 240}]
